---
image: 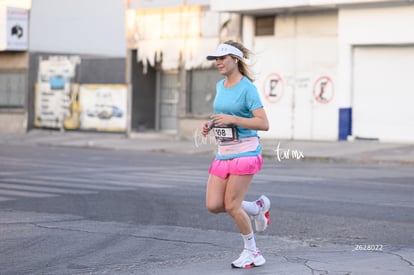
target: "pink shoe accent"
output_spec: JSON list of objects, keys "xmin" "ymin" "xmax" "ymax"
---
[{"xmin": 265, "ymin": 211, "xmax": 270, "ymax": 225}]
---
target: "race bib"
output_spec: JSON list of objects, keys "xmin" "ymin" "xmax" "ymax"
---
[{"xmin": 212, "ymin": 125, "xmax": 238, "ymax": 141}]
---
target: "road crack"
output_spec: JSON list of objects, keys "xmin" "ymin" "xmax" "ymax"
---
[
  {"xmin": 385, "ymin": 251, "xmax": 414, "ymax": 267},
  {"xmin": 31, "ymin": 222, "xmax": 228, "ymax": 250},
  {"xmin": 283, "ymin": 255, "xmax": 354, "ymax": 275},
  {"xmin": 0, "ymin": 217, "xmax": 86, "ymax": 226}
]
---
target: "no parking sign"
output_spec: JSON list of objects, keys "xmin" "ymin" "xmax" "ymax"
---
[
  {"xmin": 313, "ymin": 76, "xmax": 334, "ymax": 104},
  {"xmin": 263, "ymin": 73, "xmax": 284, "ymax": 103}
]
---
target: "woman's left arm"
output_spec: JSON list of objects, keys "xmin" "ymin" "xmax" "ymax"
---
[{"xmin": 211, "ymin": 107, "xmax": 269, "ymax": 131}]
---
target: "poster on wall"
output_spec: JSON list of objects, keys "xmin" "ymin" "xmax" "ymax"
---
[
  {"xmin": 0, "ymin": 7, "xmax": 29, "ymax": 51},
  {"xmin": 79, "ymin": 84, "xmax": 127, "ymax": 132},
  {"xmin": 34, "ymin": 56, "xmax": 80, "ymax": 129}
]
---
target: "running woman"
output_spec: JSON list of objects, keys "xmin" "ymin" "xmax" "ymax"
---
[{"xmin": 202, "ymin": 40, "xmax": 271, "ymax": 268}]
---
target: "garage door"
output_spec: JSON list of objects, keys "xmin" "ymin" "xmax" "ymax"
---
[{"xmin": 353, "ymin": 46, "xmax": 414, "ymax": 143}]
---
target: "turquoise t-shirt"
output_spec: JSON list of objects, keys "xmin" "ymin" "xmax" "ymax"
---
[{"xmin": 213, "ymin": 76, "xmax": 264, "ymax": 160}]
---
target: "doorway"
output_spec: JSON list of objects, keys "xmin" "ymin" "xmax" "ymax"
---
[{"xmin": 130, "ymin": 50, "xmax": 157, "ymax": 131}]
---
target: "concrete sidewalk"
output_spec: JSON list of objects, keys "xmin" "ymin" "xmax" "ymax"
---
[{"xmin": 1, "ymin": 129, "xmax": 414, "ymax": 164}]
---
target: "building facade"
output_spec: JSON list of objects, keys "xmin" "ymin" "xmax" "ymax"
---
[
  {"xmin": 127, "ymin": 0, "xmax": 414, "ymax": 143},
  {"xmin": 0, "ymin": 1, "xmax": 30, "ymax": 133},
  {"xmin": 2, "ymin": 0, "xmax": 413, "ymax": 143},
  {"xmin": 1, "ymin": 0, "xmax": 128, "ymax": 133},
  {"xmin": 126, "ymin": 0, "xmax": 223, "ymax": 135}
]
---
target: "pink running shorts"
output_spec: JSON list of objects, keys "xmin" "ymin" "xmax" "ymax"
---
[{"xmin": 209, "ymin": 155, "xmax": 263, "ymax": 179}]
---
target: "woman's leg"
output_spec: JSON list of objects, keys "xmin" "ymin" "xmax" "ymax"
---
[
  {"xmin": 205, "ymin": 174, "xmax": 228, "ymax": 214},
  {"xmin": 224, "ymin": 174, "xmax": 254, "ymax": 235},
  {"xmin": 206, "ymin": 173, "xmax": 254, "ymax": 234}
]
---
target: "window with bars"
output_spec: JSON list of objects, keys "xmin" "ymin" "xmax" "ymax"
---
[{"xmin": 0, "ymin": 71, "xmax": 26, "ymax": 108}]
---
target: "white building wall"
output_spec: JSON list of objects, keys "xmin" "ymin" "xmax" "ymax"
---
[
  {"xmin": 211, "ymin": 0, "xmax": 407, "ymax": 13},
  {"xmin": 253, "ymin": 11, "xmax": 338, "ymax": 140},
  {"xmin": 338, "ymin": 5, "xmax": 414, "ymax": 107},
  {"xmin": 338, "ymin": 5, "xmax": 414, "ymax": 142},
  {"xmin": 129, "ymin": 0, "xmax": 210, "ymax": 9},
  {"xmin": 29, "ymin": 0, "xmax": 126, "ymax": 57}
]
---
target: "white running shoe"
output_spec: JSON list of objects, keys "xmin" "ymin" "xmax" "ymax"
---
[
  {"xmin": 231, "ymin": 249, "xmax": 266, "ymax": 268},
  {"xmin": 254, "ymin": 195, "xmax": 271, "ymax": 232}
]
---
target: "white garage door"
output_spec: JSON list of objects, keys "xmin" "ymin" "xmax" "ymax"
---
[{"xmin": 353, "ymin": 46, "xmax": 414, "ymax": 143}]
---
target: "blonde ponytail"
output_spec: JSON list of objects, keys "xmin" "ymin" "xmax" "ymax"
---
[{"xmin": 223, "ymin": 40, "xmax": 255, "ymax": 82}]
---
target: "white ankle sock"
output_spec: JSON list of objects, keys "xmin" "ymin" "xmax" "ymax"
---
[
  {"xmin": 242, "ymin": 232, "xmax": 257, "ymax": 252},
  {"xmin": 242, "ymin": 200, "xmax": 260, "ymax": 216}
]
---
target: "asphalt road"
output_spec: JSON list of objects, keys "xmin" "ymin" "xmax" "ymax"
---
[{"xmin": 1, "ymin": 144, "xmax": 413, "ymax": 274}]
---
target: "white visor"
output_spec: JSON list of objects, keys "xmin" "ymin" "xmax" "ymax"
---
[{"xmin": 206, "ymin": 44, "xmax": 243, "ymax": 60}]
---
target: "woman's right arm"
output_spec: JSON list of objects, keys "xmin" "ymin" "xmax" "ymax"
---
[{"xmin": 201, "ymin": 120, "xmax": 214, "ymax": 137}]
